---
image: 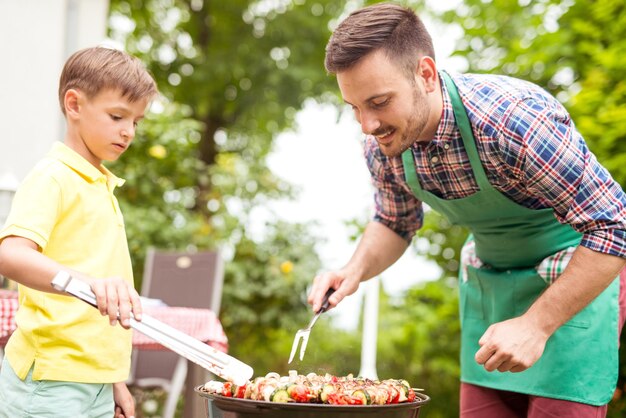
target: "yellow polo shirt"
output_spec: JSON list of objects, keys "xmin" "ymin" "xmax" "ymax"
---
[{"xmin": 0, "ymin": 142, "xmax": 133, "ymax": 383}]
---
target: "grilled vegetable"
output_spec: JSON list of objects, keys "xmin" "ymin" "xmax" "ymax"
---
[
  {"xmin": 320, "ymin": 383, "xmax": 336, "ymax": 402},
  {"xmin": 351, "ymin": 389, "xmax": 371, "ymax": 405},
  {"xmin": 287, "ymin": 384, "xmax": 312, "ymax": 403},
  {"xmin": 201, "ymin": 371, "xmax": 423, "ymax": 405},
  {"xmin": 232, "ymin": 383, "xmax": 246, "ymax": 399},
  {"xmin": 270, "ymin": 388, "xmax": 290, "ymax": 403},
  {"xmin": 221, "ymin": 382, "xmax": 233, "ymax": 397}
]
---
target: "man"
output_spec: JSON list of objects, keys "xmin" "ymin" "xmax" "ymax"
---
[{"xmin": 307, "ymin": 3, "xmax": 626, "ymax": 417}]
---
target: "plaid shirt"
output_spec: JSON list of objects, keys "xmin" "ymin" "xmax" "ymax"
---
[
  {"xmin": 366, "ymin": 72, "xmax": 626, "ymax": 259},
  {"xmin": 459, "ymin": 237, "xmax": 576, "ymax": 283}
]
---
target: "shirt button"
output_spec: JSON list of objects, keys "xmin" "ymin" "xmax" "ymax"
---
[
  {"xmin": 443, "ymin": 144, "xmax": 450, "ymax": 150},
  {"xmin": 431, "ymin": 156, "xmax": 439, "ymax": 163}
]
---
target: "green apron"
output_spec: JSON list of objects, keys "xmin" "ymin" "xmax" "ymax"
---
[{"xmin": 400, "ymin": 72, "xmax": 619, "ymax": 405}]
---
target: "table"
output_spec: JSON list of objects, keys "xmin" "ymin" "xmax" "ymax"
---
[{"xmin": 0, "ymin": 289, "xmax": 228, "ymax": 418}]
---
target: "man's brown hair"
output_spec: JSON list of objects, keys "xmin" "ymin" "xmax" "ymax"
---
[
  {"xmin": 325, "ymin": 3, "xmax": 435, "ymax": 77},
  {"xmin": 58, "ymin": 46, "xmax": 158, "ymax": 115}
]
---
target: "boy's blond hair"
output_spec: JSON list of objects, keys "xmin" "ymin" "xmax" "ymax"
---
[{"xmin": 58, "ymin": 46, "xmax": 158, "ymax": 115}]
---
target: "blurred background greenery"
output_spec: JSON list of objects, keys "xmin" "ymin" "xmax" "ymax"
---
[{"xmin": 104, "ymin": 0, "xmax": 626, "ymax": 417}]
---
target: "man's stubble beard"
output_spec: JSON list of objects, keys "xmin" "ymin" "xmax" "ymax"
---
[{"xmin": 385, "ymin": 85, "xmax": 430, "ymax": 158}]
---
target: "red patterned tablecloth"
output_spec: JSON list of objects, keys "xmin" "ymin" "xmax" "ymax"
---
[{"xmin": 0, "ymin": 290, "xmax": 228, "ymax": 353}]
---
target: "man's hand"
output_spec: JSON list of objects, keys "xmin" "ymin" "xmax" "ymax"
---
[
  {"xmin": 475, "ymin": 247, "xmax": 625, "ymax": 373},
  {"xmin": 113, "ymin": 382, "xmax": 136, "ymax": 418},
  {"xmin": 307, "ymin": 222, "xmax": 409, "ymax": 312},
  {"xmin": 307, "ymin": 270, "xmax": 360, "ymax": 312},
  {"xmin": 88, "ymin": 277, "xmax": 142, "ymax": 329},
  {"xmin": 474, "ymin": 316, "xmax": 549, "ymax": 373}
]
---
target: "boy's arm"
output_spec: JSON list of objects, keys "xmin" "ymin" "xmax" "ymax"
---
[
  {"xmin": 0, "ymin": 235, "xmax": 142, "ymax": 328},
  {"xmin": 0, "ymin": 236, "xmax": 66, "ymax": 292},
  {"xmin": 113, "ymin": 382, "xmax": 136, "ymax": 418}
]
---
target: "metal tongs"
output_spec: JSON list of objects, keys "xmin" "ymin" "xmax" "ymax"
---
[
  {"xmin": 288, "ymin": 288, "xmax": 334, "ymax": 364},
  {"xmin": 51, "ymin": 271, "xmax": 253, "ymax": 386}
]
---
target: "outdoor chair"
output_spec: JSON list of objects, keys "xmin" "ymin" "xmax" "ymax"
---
[{"xmin": 128, "ymin": 248, "xmax": 225, "ymax": 418}]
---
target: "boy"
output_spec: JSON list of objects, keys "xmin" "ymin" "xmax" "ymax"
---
[{"xmin": 0, "ymin": 46, "xmax": 158, "ymax": 418}]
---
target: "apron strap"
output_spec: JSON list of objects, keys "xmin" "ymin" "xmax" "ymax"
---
[
  {"xmin": 402, "ymin": 149, "xmax": 423, "ymax": 196},
  {"xmin": 440, "ymin": 72, "xmax": 491, "ymax": 190}
]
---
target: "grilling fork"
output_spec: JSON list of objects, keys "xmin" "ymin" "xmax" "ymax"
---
[{"xmin": 288, "ymin": 288, "xmax": 335, "ymax": 364}]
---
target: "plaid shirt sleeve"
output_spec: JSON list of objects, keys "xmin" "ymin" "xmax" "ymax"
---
[
  {"xmin": 498, "ymin": 96, "xmax": 626, "ymax": 258},
  {"xmin": 364, "ymin": 137, "xmax": 423, "ymax": 242}
]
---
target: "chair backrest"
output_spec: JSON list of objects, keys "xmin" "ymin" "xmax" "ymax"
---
[
  {"xmin": 130, "ymin": 248, "xmax": 225, "ymax": 387},
  {"xmin": 140, "ymin": 248, "xmax": 224, "ymax": 313}
]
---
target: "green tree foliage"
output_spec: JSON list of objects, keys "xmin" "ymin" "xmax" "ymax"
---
[
  {"xmin": 220, "ymin": 220, "xmax": 323, "ymax": 362},
  {"xmin": 106, "ymin": 0, "xmax": 349, "ymax": 369},
  {"xmin": 381, "ymin": 210, "xmax": 466, "ymax": 418},
  {"xmin": 378, "ymin": 278, "xmax": 461, "ymax": 418},
  {"xmin": 110, "ymin": 102, "xmax": 213, "ymax": 279},
  {"xmin": 440, "ymin": 0, "xmax": 626, "ymax": 180},
  {"xmin": 416, "ymin": 210, "xmax": 468, "ymax": 281},
  {"xmin": 109, "ymin": 0, "xmax": 345, "ymax": 208},
  {"xmin": 558, "ymin": 1, "xmax": 626, "ymax": 183}
]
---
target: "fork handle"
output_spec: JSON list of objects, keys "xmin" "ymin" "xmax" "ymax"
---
[{"xmin": 317, "ymin": 288, "xmax": 335, "ymax": 314}]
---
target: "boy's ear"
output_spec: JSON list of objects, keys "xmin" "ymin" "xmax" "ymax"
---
[{"xmin": 64, "ymin": 89, "xmax": 82, "ymax": 119}]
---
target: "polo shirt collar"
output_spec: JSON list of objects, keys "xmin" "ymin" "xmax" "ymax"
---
[{"xmin": 50, "ymin": 142, "xmax": 125, "ymax": 188}]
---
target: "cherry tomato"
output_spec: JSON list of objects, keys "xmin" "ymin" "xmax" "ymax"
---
[
  {"xmin": 287, "ymin": 384, "xmax": 311, "ymax": 403},
  {"xmin": 387, "ymin": 386, "xmax": 400, "ymax": 404},
  {"xmin": 407, "ymin": 388, "xmax": 416, "ymax": 402},
  {"xmin": 234, "ymin": 383, "xmax": 247, "ymax": 398},
  {"xmin": 221, "ymin": 382, "xmax": 233, "ymax": 397},
  {"xmin": 327, "ymin": 393, "xmax": 348, "ymax": 405}
]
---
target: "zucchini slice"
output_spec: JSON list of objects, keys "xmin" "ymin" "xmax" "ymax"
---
[
  {"xmin": 270, "ymin": 388, "xmax": 291, "ymax": 403},
  {"xmin": 320, "ymin": 383, "xmax": 336, "ymax": 403},
  {"xmin": 352, "ymin": 389, "xmax": 371, "ymax": 405}
]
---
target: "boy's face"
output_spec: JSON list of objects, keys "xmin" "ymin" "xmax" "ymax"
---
[{"xmin": 66, "ymin": 88, "xmax": 149, "ymax": 168}]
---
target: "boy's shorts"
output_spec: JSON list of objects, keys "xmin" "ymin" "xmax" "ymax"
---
[{"xmin": 0, "ymin": 357, "xmax": 114, "ymax": 418}]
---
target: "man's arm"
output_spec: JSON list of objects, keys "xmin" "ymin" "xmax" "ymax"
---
[
  {"xmin": 475, "ymin": 246, "xmax": 625, "ymax": 372},
  {"xmin": 308, "ymin": 221, "xmax": 409, "ymax": 311}
]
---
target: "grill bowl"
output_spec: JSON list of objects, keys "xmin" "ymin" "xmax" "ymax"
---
[{"xmin": 195, "ymin": 386, "xmax": 430, "ymax": 418}]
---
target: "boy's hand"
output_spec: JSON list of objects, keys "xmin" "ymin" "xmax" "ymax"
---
[
  {"xmin": 113, "ymin": 382, "xmax": 136, "ymax": 418},
  {"xmin": 89, "ymin": 277, "xmax": 143, "ymax": 328}
]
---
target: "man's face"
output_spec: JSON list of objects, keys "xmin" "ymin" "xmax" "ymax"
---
[{"xmin": 337, "ymin": 50, "xmax": 434, "ymax": 157}]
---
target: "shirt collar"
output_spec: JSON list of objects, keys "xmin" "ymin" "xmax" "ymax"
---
[
  {"xmin": 435, "ymin": 71, "xmax": 458, "ymax": 140},
  {"xmin": 49, "ymin": 142, "xmax": 125, "ymax": 188},
  {"xmin": 409, "ymin": 71, "xmax": 457, "ymax": 152}
]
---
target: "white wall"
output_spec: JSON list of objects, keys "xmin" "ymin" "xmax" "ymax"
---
[
  {"xmin": 0, "ymin": 0, "xmax": 109, "ymax": 223},
  {"xmin": 0, "ymin": 0, "xmax": 109, "ymax": 182}
]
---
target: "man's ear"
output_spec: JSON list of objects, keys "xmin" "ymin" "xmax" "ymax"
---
[
  {"xmin": 64, "ymin": 89, "xmax": 82, "ymax": 119},
  {"xmin": 416, "ymin": 56, "xmax": 438, "ymax": 93}
]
